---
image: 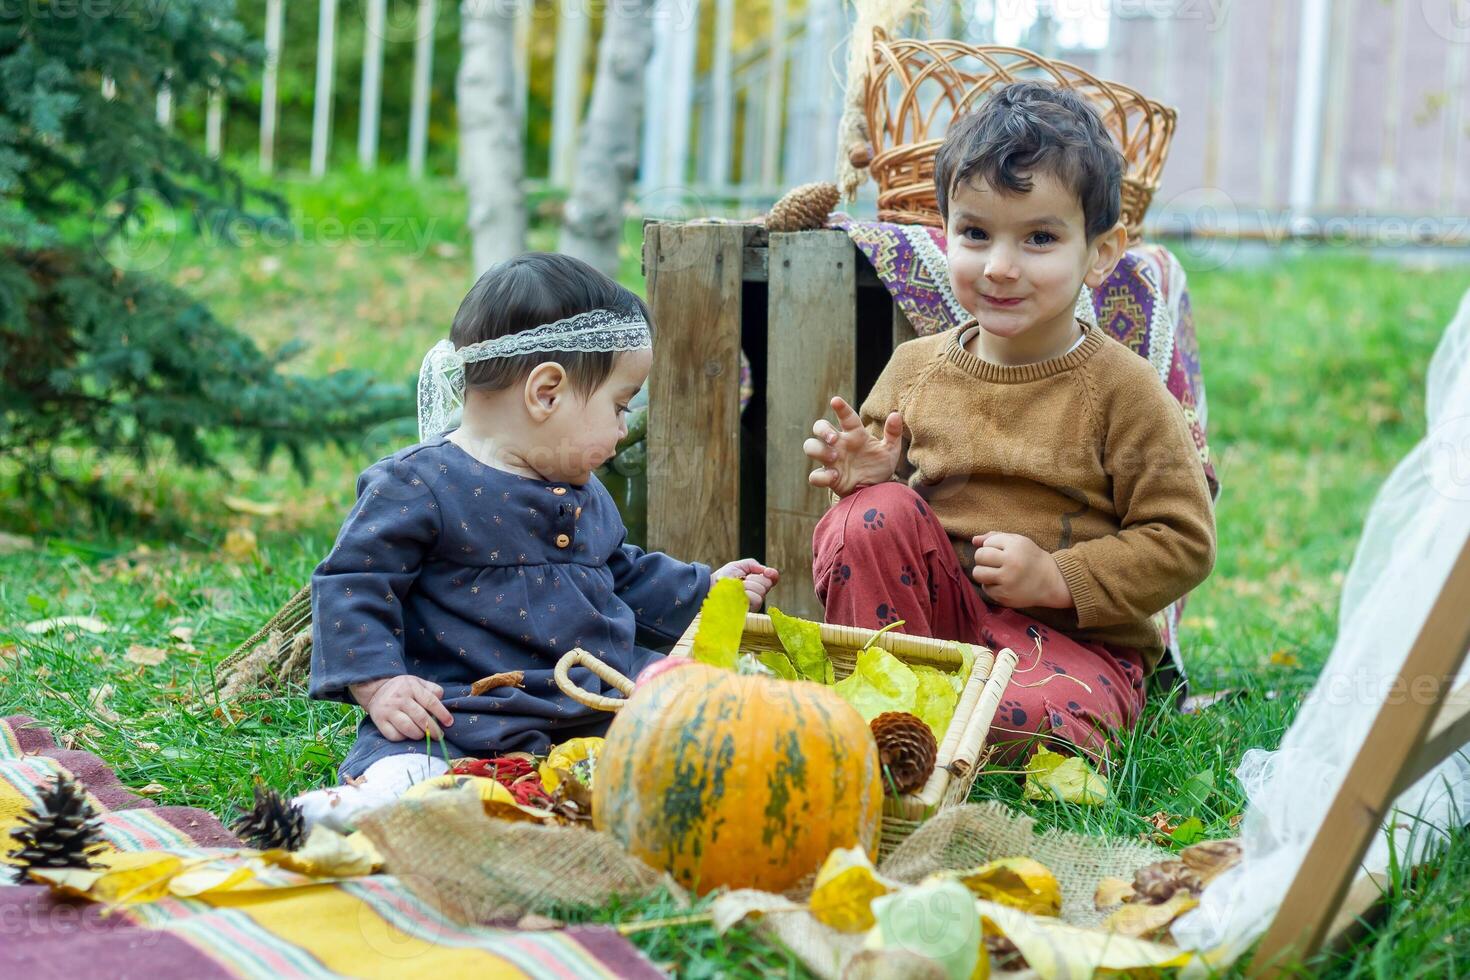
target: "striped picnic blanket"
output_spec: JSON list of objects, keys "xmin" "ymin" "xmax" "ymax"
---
[{"xmin": 0, "ymin": 715, "xmax": 662, "ymax": 979}]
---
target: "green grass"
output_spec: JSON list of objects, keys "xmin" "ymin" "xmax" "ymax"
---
[{"xmin": 3, "ymin": 169, "xmax": 1469, "ymax": 975}]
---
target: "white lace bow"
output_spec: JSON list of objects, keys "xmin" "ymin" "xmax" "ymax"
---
[{"xmin": 415, "ymin": 308, "xmax": 651, "ymax": 440}]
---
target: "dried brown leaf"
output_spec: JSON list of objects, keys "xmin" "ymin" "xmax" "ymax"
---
[
  {"xmin": 1094, "ymin": 876, "xmax": 1136, "ymax": 909},
  {"xmin": 470, "ymin": 671, "xmax": 525, "ymax": 696},
  {"xmin": 1179, "ymin": 838, "xmax": 1243, "ymax": 885},
  {"xmin": 125, "ymin": 644, "xmax": 169, "ymax": 667}
]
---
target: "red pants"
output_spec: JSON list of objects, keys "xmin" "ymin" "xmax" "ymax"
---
[{"xmin": 812, "ymin": 482, "xmax": 1147, "ymax": 765}]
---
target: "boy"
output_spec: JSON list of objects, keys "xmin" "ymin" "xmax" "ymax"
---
[{"xmin": 804, "ymin": 82, "xmax": 1215, "ymax": 762}]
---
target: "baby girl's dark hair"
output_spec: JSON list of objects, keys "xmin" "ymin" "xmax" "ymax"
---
[
  {"xmin": 450, "ymin": 252, "xmax": 653, "ymax": 397},
  {"xmin": 933, "ymin": 80, "xmax": 1125, "ymax": 241}
]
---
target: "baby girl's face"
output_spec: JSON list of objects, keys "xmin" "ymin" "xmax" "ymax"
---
[
  {"xmin": 544, "ymin": 347, "xmax": 651, "ymax": 485},
  {"xmin": 945, "ymin": 171, "xmax": 1095, "ymax": 346}
]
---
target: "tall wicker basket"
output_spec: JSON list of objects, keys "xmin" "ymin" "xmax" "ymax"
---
[
  {"xmin": 861, "ymin": 29, "xmax": 1177, "ymax": 243},
  {"xmin": 554, "ymin": 612, "xmax": 1017, "ymax": 858}
]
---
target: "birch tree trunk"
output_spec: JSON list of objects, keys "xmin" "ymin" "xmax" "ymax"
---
[
  {"xmin": 459, "ymin": 0, "xmax": 526, "ymax": 274},
  {"xmin": 558, "ymin": 0, "xmax": 655, "ymax": 277}
]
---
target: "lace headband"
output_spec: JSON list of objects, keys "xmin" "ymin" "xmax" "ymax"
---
[{"xmin": 416, "ymin": 308, "xmax": 651, "ymax": 440}]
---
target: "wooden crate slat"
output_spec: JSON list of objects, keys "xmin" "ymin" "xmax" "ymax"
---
[
  {"xmin": 765, "ymin": 230, "xmax": 857, "ymax": 619},
  {"xmin": 645, "ymin": 222, "xmax": 745, "ymax": 567}
]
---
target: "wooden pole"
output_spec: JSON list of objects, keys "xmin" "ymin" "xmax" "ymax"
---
[
  {"xmin": 155, "ymin": 77, "xmax": 172, "ymax": 129},
  {"xmin": 358, "ymin": 0, "xmax": 387, "ymax": 169},
  {"xmin": 260, "ymin": 0, "xmax": 284, "ymax": 173},
  {"xmin": 663, "ymin": 0, "xmax": 701, "ymax": 194},
  {"xmin": 310, "ymin": 0, "xmax": 340, "ymax": 177},
  {"xmin": 408, "ymin": 0, "xmax": 437, "ymax": 178},
  {"xmin": 1250, "ymin": 532, "xmax": 1470, "ymax": 976}
]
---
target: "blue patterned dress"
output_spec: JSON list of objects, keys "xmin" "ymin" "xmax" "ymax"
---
[{"xmin": 309, "ymin": 437, "xmax": 711, "ymax": 778}]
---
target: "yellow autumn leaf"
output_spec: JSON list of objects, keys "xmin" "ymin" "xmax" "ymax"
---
[
  {"xmin": 1268, "ymin": 649, "xmax": 1300, "ymax": 667},
  {"xmin": 937, "ymin": 857, "xmax": 1062, "ymax": 917},
  {"xmin": 168, "ymin": 862, "xmax": 257, "ymax": 897},
  {"xmin": 222, "ymin": 527, "xmax": 258, "ymax": 562},
  {"xmin": 262, "ymin": 824, "xmax": 380, "ymax": 877},
  {"xmin": 400, "ymin": 774, "xmax": 546, "ymax": 822},
  {"xmin": 539, "ymin": 736, "xmax": 603, "ymax": 793},
  {"xmin": 1100, "ymin": 889, "xmax": 1199, "ymax": 939},
  {"xmin": 809, "ymin": 846, "xmax": 897, "ymax": 932},
  {"xmin": 977, "ymin": 898, "xmax": 1200, "ymax": 976},
  {"xmin": 1022, "ymin": 747, "xmax": 1108, "ymax": 805},
  {"xmin": 29, "ymin": 851, "xmax": 182, "ymax": 904}
]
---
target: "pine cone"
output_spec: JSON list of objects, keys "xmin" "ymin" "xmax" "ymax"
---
[
  {"xmin": 764, "ymin": 182, "xmax": 841, "ymax": 233},
  {"xmin": 1130, "ymin": 859, "xmax": 1203, "ymax": 904},
  {"xmin": 871, "ymin": 711, "xmax": 938, "ymax": 795},
  {"xmin": 8, "ymin": 772, "xmax": 107, "ymax": 883},
  {"xmin": 231, "ymin": 782, "xmax": 306, "ymax": 851}
]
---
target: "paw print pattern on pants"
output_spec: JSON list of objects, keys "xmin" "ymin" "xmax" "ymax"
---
[
  {"xmin": 875, "ymin": 602, "xmax": 900, "ymax": 626},
  {"xmin": 862, "ymin": 508, "xmax": 886, "ymax": 531},
  {"xmin": 999, "ymin": 699, "xmax": 1027, "ymax": 726},
  {"xmin": 899, "ymin": 563, "xmax": 917, "ymax": 587}
]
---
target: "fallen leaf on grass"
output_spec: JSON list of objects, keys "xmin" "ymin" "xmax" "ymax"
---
[
  {"xmin": 977, "ymin": 898, "xmax": 1199, "ymax": 974},
  {"xmin": 1022, "ymin": 747, "xmax": 1107, "ymax": 805},
  {"xmin": 470, "ymin": 671, "xmax": 525, "ymax": 695},
  {"xmin": 1268, "ymin": 649, "xmax": 1300, "ymax": 668},
  {"xmin": 168, "ymin": 626, "xmax": 197, "ymax": 651},
  {"xmin": 125, "ymin": 644, "xmax": 169, "ymax": 667},
  {"xmin": 0, "ymin": 644, "xmax": 26, "ymax": 660},
  {"xmin": 223, "ymin": 495, "xmax": 284, "ymax": 517},
  {"xmin": 0, "ymin": 531, "xmax": 35, "ymax": 553},
  {"xmin": 135, "ymin": 783, "xmax": 167, "ymax": 797},
  {"xmin": 222, "ymin": 528, "xmax": 258, "ymax": 562},
  {"xmin": 25, "ymin": 616, "xmax": 109, "ymax": 636},
  {"xmin": 86, "ymin": 685, "xmax": 122, "ymax": 724}
]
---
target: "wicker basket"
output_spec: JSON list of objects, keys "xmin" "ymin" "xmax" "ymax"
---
[
  {"xmin": 554, "ymin": 612, "xmax": 1017, "ymax": 858},
  {"xmin": 862, "ymin": 29, "xmax": 1176, "ymax": 243}
]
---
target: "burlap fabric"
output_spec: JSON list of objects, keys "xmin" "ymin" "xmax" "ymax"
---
[{"xmin": 357, "ymin": 788, "xmax": 1170, "ymax": 978}]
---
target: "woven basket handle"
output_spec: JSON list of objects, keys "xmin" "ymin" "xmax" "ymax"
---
[{"xmin": 553, "ymin": 648, "xmax": 635, "ymax": 713}]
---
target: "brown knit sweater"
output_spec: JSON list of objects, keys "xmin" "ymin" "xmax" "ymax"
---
[{"xmin": 857, "ymin": 319, "xmax": 1216, "ymax": 669}]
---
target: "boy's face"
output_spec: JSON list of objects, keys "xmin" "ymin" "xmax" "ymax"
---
[{"xmin": 944, "ymin": 171, "xmax": 1123, "ymax": 358}]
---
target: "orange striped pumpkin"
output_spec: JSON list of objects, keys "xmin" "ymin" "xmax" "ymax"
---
[{"xmin": 592, "ymin": 662, "xmax": 883, "ymax": 894}]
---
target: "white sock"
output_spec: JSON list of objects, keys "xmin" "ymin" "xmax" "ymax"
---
[{"xmin": 292, "ymin": 753, "xmax": 450, "ymax": 834}]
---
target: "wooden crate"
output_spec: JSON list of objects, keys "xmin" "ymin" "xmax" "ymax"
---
[
  {"xmin": 642, "ymin": 220, "xmax": 919, "ymax": 620},
  {"xmin": 669, "ymin": 612, "xmax": 1019, "ymax": 855}
]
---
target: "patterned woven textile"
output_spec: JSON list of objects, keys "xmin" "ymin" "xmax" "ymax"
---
[
  {"xmin": 0, "ymin": 715, "xmax": 663, "ymax": 979},
  {"xmin": 831, "ymin": 217, "xmax": 1220, "ymax": 679}
]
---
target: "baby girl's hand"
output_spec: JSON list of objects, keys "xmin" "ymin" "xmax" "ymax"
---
[
  {"xmin": 970, "ymin": 532, "xmax": 1074, "ymax": 610},
  {"xmin": 350, "ymin": 674, "xmax": 455, "ymax": 742},
  {"xmin": 711, "ymin": 558, "xmax": 781, "ymax": 611},
  {"xmin": 804, "ymin": 396, "xmax": 904, "ymax": 498}
]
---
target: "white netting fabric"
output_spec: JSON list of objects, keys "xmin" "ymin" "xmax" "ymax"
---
[
  {"xmin": 415, "ymin": 309, "xmax": 650, "ymax": 440},
  {"xmin": 1173, "ymin": 286, "xmax": 1470, "ymax": 967}
]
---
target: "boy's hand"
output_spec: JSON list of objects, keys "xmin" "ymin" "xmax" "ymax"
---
[
  {"xmin": 350, "ymin": 675, "xmax": 454, "ymax": 742},
  {"xmin": 971, "ymin": 532, "xmax": 1075, "ymax": 610},
  {"xmin": 711, "ymin": 559, "xmax": 780, "ymax": 611},
  {"xmin": 805, "ymin": 396, "xmax": 904, "ymax": 498}
]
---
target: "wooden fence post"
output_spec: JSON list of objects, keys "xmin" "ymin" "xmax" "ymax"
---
[
  {"xmin": 765, "ymin": 230, "xmax": 857, "ymax": 619},
  {"xmin": 645, "ymin": 223, "xmax": 745, "ymax": 566}
]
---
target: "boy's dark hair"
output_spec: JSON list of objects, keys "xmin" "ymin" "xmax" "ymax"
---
[
  {"xmin": 451, "ymin": 252, "xmax": 652, "ymax": 397},
  {"xmin": 934, "ymin": 81, "xmax": 1124, "ymax": 240}
]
